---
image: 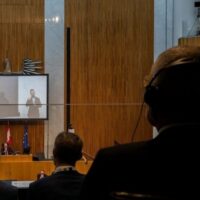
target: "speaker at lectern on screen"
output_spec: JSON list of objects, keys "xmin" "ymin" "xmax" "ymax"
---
[{"xmin": 0, "ymin": 74, "xmax": 48, "ymax": 120}]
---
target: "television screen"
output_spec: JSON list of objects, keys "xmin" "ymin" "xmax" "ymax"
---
[{"xmin": 0, "ymin": 74, "xmax": 48, "ymax": 120}]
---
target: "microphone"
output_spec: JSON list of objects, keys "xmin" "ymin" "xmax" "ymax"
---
[
  {"xmin": 82, "ymin": 155, "xmax": 88, "ymax": 164},
  {"xmin": 82, "ymin": 151, "xmax": 94, "ymax": 162}
]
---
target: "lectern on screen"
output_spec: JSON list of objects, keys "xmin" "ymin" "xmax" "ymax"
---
[{"xmin": 0, "ymin": 74, "xmax": 48, "ymax": 120}]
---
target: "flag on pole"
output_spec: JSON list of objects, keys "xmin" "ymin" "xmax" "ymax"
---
[
  {"xmin": 6, "ymin": 126, "xmax": 12, "ymax": 145},
  {"xmin": 23, "ymin": 126, "xmax": 29, "ymax": 150}
]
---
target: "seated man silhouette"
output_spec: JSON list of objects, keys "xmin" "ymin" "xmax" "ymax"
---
[
  {"xmin": 28, "ymin": 131, "xmax": 85, "ymax": 200},
  {"xmin": 80, "ymin": 46, "xmax": 200, "ymax": 200},
  {"xmin": 1, "ymin": 143, "xmax": 14, "ymax": 155}
]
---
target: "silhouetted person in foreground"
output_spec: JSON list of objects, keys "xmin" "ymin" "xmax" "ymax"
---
[
  {"xmin": 28, "ymin": 131, "xmax": 85, "ymax": 200},
  {"xmin": 81, "ymin": 46, "xmax": 200, "ymax": 200},
  {"xmin": 0, "ymin": 181, "xmax": 18, "ymax": 200},
  {"xmin": 26, "ymin": 89, "xmax": 41, "ymax": 118}
]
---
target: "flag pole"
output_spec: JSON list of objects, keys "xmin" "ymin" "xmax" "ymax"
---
[{"xmin": 6, "ymin": 120, "xmax": 12, "ymax": 146}]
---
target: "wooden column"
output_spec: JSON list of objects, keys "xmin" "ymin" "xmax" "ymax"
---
[{"xmin": 65, "ymin": 0, "xmax": 154, "ymax": 156}]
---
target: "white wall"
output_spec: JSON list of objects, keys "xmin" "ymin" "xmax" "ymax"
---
[
  {"xmin": 173, "ymin": 0, "xmax": 196, "ymax": 42},
  {"xmin": 44, "ymin": 0, "xmax": 65, "ymax": 158}
]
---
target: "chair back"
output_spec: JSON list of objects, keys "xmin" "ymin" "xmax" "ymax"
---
[{"xmin": 110, "ymin": 192, "xmax": 174, "ymax": 200}]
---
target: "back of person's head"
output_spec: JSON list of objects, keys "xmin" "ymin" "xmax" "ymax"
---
[
  {"xmin": 53, "ymin": 131, "xmax": 83, "ymax": 166},
  {"xmin": 144, "ymin": 46, "xmax": 200, "ymax": 128}
]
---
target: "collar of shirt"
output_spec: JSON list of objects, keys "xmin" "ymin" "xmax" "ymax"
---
[{"xmin": 54, "ymin": 165, "xmax": 76, "ymax": 174}]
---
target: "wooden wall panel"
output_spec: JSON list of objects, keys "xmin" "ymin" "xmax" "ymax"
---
[
  {"xmin": 0, "ymin": 160, "xmax": 93, "ymax": 180},
  {"xmin": 178, "ymin": 37, "xmax": 200, "ymax": 46},
  {"xmin": 66, "ymin": 0, "xmax": 154, "ymax": 156},
  {"xmin": 0, "ymin": 0, "xmax": 44, "ymax": 155}
]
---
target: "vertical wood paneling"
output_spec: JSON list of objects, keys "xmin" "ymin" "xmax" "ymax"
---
[
  {"xmin": 0, "ymin": 0, "xmax": 44, "ymax": 155},
  {"xmin": 66, "ymin": 0, "xmax": 154, "ymax": 156}
]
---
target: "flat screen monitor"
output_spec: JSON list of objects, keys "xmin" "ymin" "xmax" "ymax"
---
[{"xmin": 0, "ymin": 74, "xmax": 48, "ymax": 120}]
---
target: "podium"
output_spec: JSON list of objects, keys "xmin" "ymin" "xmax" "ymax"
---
[
  {"xmin": 0, "ymin": 155, "xmax": 32, "ymax": 162},
  {"xmin": 0, "ymin": 155, "xmax": 92, "ymax": 180},
  {"xmin": 178, "ymin": 36, "xmax": 200, "ymax": 46}
]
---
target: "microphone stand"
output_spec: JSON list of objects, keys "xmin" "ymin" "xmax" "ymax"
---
[{"xmin": 82, "ymin": 151, "xmax": 95, "ymax": 164}]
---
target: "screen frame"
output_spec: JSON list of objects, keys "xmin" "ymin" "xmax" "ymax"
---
[{"xmin": 0, "ymin": 73, "xmax": 49, "ymax": 121}]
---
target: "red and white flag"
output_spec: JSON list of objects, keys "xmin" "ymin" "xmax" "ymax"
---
[{"xmin": 6, "ymin": 126, "xmax": 12, "ymax": 145}]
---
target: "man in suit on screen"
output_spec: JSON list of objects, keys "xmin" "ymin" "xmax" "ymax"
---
[{"xmin": 26, "ymin": 89, "xmax": 41, "ymax": 118}]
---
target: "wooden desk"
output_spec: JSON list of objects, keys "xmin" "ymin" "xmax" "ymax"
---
[
  {"xmin": 0, "ymin": 156, "xmax": 93, "ymax": 180},
  {"xmin": 0, "ymin": 155, "xmax": 32, "ymax": 162}
]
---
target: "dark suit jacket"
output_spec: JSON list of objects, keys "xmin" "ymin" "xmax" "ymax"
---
[
  {"xmin": 0, "ymin": 181, "xmax": 18, "ymax": 200},
  {"xmin": 28, "ymin": 170, "xmax": 85, "ymax": 200},
  {"xmin": 26, "ymin": 97, "xmax": 41, "ymax": 118},
  {"xmin": 81, "ymin": 124, "xmax": 200, "ymax": 200}
]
